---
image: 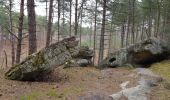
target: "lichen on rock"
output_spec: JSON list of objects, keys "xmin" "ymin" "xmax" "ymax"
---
[
  {"xmin": 5, "ymin": 37, "xmax": 79, "ymax": 81},
  {"xmin": 98, "ymin": 38, "xmax": 170, "ymax": 68}
]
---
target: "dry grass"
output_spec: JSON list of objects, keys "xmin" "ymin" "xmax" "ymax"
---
[{"xmin": 149, "ymin": 60, "xmax": 170, "ymax": 100}]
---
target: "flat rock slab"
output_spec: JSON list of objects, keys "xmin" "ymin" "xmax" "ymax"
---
[
  {"xmin": 5, "ymin": 37, "xmax": 79, "ymax": 81},
  {"xmin": 110, "ymin": 68, "xmax": 163, "ymax": 100}
]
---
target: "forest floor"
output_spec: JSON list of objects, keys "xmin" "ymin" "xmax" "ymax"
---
[
  {"xmin": 0, "ymin": 62, "xmax": 170, "ymax": 100},
  {"xmin": 0, "ymin": 66, "xmax": 138, "ymax": 100},
  {"xmin": 0, "ymin": 40, "xmax": 170, "ymax": 100}
]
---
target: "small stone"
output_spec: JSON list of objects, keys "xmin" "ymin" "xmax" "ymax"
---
[{"xmin": 98, "ymin": 76, "xmax": 103, "ymax": 79}]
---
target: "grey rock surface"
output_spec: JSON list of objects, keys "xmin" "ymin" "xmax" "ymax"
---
[
  {"xmin": 64, "ymin": 46, "xmax": 93, "ymax": 67},
  {"xmin": 98, "ymin": 38, "xmax": 170, "ymax": 68},
  {"xmin": 110, "ymin": 68, "xmax": 163, "ymax": 100},
  {"xmin": 5, "ymin": 37, "xmax": 79, "ymax": 81}
]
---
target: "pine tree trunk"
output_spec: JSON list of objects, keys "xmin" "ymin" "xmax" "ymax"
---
[
  {"xmin": 93, "ymin": 0, "xmax": 97, "ymax": 65},
  {"xmin": 69, "ymin": 0, "xmax": 72, "ymax": 37},
  {"xmin": 121, "ymin": 23, "xmax": 125, "ymax": 48},
  {"xmin": 46, "ymin": 0, "xmax": 54, "ymax": 47},
  {"xmin": 131, "ymin": 0, "xmax": 135, "ymax": 44},
  {"xmin": 98, "ymin": 0, "xmax": 106, "ymax": 64},
  {"xmin": 27, "ymin": 0, "xmax": 37, "ymax": 55},
  {"xmin": 58, "ymin": 0, "xmax": 60, "ymax": 41},
  {"xmin": 74, "ymin": 0, "xmax": 78, "ymax": 35},
  {"xmin": 9, "ymin": 0, "xmax": 15, "ymax": 66},
  {"xmin": 16, "ymin": 0, "xmax": 24, "ymax": 63},
  {"xmin": 79, "ymin": 7, "xmax": 83, "ymax": 46}
]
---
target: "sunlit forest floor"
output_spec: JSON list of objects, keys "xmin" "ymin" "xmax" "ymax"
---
[{"xmin": 0, "ymin": 40, "xmax": 170, "ymax": 100}]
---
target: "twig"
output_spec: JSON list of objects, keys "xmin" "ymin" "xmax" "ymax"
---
[
  {"xmin": 4, "ymin": 50, "xmax": 8, "ymax": 68},
  {"xmin": 0, "ymin": 58, "xmax": 4, "ymax": 69}
]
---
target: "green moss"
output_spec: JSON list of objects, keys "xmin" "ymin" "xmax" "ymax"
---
[
  {"xmin": 20, "ymin": 92, "xmax": 43, "ymax": 100},
  {"xmin": 31, "ymin": 51, "xmax": 46, "ymax": 68},
  {"xmin": 5, "ymin": 64, "xmax": 22, "ymax": 80},
  {"xmin": 150, "ymin": 60, "xmax": 170, "ymax": 81},
  {"xmin": 149, "ymin": 60, "xmax": 170, "ymax": 99},
  {"xmin": 46, "ymin": 90, "xmax": 63, "ymax": 98}
]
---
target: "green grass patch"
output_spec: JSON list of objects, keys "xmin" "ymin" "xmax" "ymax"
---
[
  {"xmin": 150, "ymin": 60, "xmax": 170, "ymax": 81},
  {"xmin": 149, "ymin": 60, "xmax": 170, "ymax": 100},
  {"xmin": 20, "ymin": 92, "xmax": 43, "ymax": 100}
]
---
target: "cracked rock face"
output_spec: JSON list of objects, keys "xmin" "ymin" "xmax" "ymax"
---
[
  {"xmin": 98, "ymin": 38, "xmax": 170, "ymax": 68},
  {"xmin": 5, "ymin": 37, "xmax": 79, "ymax": 81}
]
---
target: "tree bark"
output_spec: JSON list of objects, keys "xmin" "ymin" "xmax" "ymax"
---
[
  {"xmin": 93, "ymin": 0, "xmax": 97, "ymax": 65},
  {"xmin": 69, "ymin": 0, "xmax": 72, "ymax": 37},
  {"xmin": 9, "ymin": 0, "xmax": 15, "ymax": 66},
  {"xmin": 131, "ymin": 0, "xmax": 135, "ymax": 44},
  {"xmin": 46, "ymin": 0, "xmax": 54, "ymax": 47},
  {"xmin": 16, "ymin": 0, "xmax": 24, "ymax": 63},
  {"xmin": 121, "ymin": 23, "xmax": 125, "ymax": 48},
  {"xmin": 27, "ymin": 0, "xmax": 37, "ymax": 55},
  {"xmin": 58, "ymin": 0, "xmax": 60, "ymax": 41},
  {"xmin": 98, "ymin": 0, "xmax": 106, "ymax": 64},
  {"xmin": 74, "ymin": 0, "xmax": 78, "ymax": 35}
]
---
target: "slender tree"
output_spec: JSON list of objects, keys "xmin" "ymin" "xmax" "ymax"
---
[
  {"xmin": 98, "ymin": 0, "xmax": 107, "ymax": 64},
  {"xmin": 46, "ymin": 0, "xmax": 54, "ymax": 47},
  {"xmin": 93, "ymin": 0, "xmax": 98, "ymax": 65},
  {"xmin": 58, "ymin": 0, "xmax": 60, "ymax": 41},
  {"xmin": 9, "ymin": 0, "xmax": 15, "ymax": 65},
  {"xmin": 16, "ymin": 0, "xmax": 24, "ymax": 63},
  {"xmin": 27, "ymin": 0, "xmax": 37, "ymax": 54},
  {"xmin": 69, "ymin": 0, "xmax": 72, "ymax": 36},
  {"xmin": 74, "ymin": 0, "xmax": 78, "ymax": 35}
]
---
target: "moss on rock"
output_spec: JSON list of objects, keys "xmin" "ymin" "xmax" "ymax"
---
[
  {"xmin": 5, "ymin": 64, "xmax": 22, "ymax": 80},
  {"xmin": 31, "ymin": 51, "xmax": 46, "ymax": 68}
]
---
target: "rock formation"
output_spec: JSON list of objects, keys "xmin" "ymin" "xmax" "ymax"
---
[
  {"xmin": 64, "ymin": 46, "xmax": 94, "ymax": 67},
  {"xmin": 5, "ymin": 37, "xmax": 79, "ymax": 81},
  {"xmin": 98, "ymin": 38, "xmax": 170, "ymax": 68}
]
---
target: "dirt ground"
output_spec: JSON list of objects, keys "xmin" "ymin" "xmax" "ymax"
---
[
  {"xmin": 0, "ymin": 40, "xmax": 170, "ymax": 100},
  {"xmin": 0, "ymin": 67, "xmax": 138, "ymax": 100}
]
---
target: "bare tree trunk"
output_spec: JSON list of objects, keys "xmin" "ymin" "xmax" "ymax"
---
[
  {"xmin": 126, "ymin": 0, "xmax": 131, "ymax": 46},
  {"xmin": 27, "ymin": 0, "xmax": 37, "ymax": 54},
  {"xmin": 93, "ymin": 0, "xmax": 97, "ymax": 65},
  {"xmin": 69, "ymin": 0, "xmax": 72, "ymax": 37},
  {"xmin": 148, "ymin": 7, "xmax": 152, "ymax": 38},
  {"xmin": 98, "ymin": 0, "xmax": 106, "ymax": 64},
  {"xmin": 16, "ymin": 0, "xmax": 24, "ymax": 63},
  {"xmin": 46, "ymin": 0, "xmax": 54, "ymax": 47},
  {"xmin": 108, "ymin": 17, "xmax": 113, "ymax": 55},
  {"xmin": 141, "ymin": 19, "xmax": 145, "ymax": 40},
  {"xmin": 131, "ymin": 0, "xmax": 135, "ymax": 44},
  {"xmin": 58, "ymin": 0, "xmax": 60, "ymax": 41},
  {"xmin": 62, "ymin": 0, "xmax": 65, "ymax": 36},
  {"xmin": 90, "ymin": 22, "xmax": 93, "ymax": 47},
  {"xmin": 9, "ymin": 0, "xmax": 15, "ymax": 66},
  {"xmin": 155, "ymin": 0, "xmax": 160, "ymax": 37},
  {"xmin": 79, "ymin": 7, "xmax": 83, "ymax": 46},
  {"xmin": 121, "ymin": 23, "xmax": 125, "ymax": 48},
  {"xmin": 74, "ymin": 0, "xmax": 78, "ymax": 35}
]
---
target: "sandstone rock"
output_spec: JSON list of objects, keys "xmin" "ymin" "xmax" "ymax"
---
[
  {"xmin": 80, "ymin": 92, "xmax": 113, "ymax": 100},
  {"xmin": 64, "ymin": 46, "xmax": 93, "ymax": 68},
  {"xmin": 110, "ymin": 68, "xmax": 162, "ymax": 100},
  {"xmin": 5, "ymin": 37, "xmax": 79, "ymax": 81},
  {"xmin": 98, "ymin": 38, "xmax": 170, "ymax": 68}
]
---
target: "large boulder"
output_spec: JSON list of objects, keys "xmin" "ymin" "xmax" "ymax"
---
[
  {"xmin": 5, "ymin": 37, "xmax": 79, "ymax": 81},
  {"xmin": 64, "ymin": 46, "xmax": 94, "ymax": 68},
  {"xmin": 98, "ymin": 38, "xmax": 170, "ymax": 68}
]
